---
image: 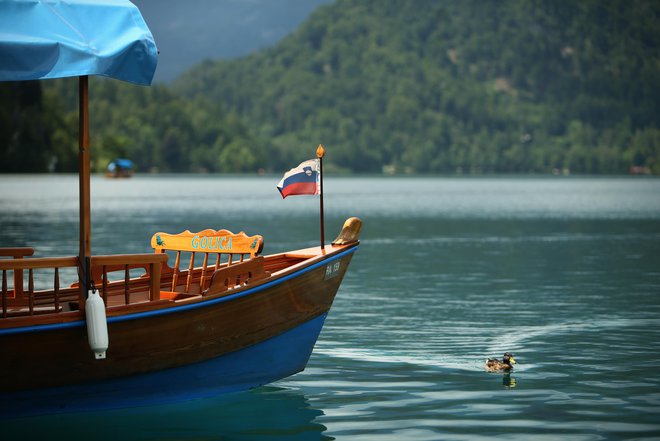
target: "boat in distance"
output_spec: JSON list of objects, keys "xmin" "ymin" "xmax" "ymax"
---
[{"xmin": 105, "ymin": 158, "xmax": 134, "ymax": 178}]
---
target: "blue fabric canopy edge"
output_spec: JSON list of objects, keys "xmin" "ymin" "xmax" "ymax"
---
[{"xmin": 0, "ymin": 0, "xmax": 158, "ymax": 85}]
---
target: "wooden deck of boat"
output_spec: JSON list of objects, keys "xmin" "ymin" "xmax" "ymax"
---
[
  {"xmin": 0, "ymin": 247, "xmax": 329, "ymax": 324},
  {"xmin": 0, "ymin": 217, "xmax": 362, "ymax": 326}
]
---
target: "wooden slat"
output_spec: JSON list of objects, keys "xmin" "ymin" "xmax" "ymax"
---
[
  {"xmin": 54, "ymin": 267, "xmax": 60, "ymax": 313},
  {"xmin": 0, "ymin": 256, "xmax": 78, "ymax": 271},
  {"xmin": 149, "ymin": 263, "xmax": 160, "ymax": 301},
  {"xmin": 172, "ymin": 251, "xmax": 181, "ymax": 292},
  {"xmin": 102, "ymin": 265, "xmax": 108, "ymax": 305},
  {"xmin": 124, "ymin": 264, "xmax": 130, "ymax": 305},
  {"xmin": 199, "ymin": 253, "xmax": 209, "ymax": 292},
  {"xmin": 28, "ymin": 268, "xmax": 34, "ymax": 315},
  {"xmin": 0, "ymin": 247, "xmax": 34, "ymax": 258},
  {"xmin": 2, "ymin": 270, "xmax": 6, "ymax": 318},
  {"xmin": 0, "ymin": 248, "xmax": 33, "ymax": 298},
  {"xmin": 185, "ymin": 252, "xmax": 195, "ymax": 292},
  {"xmin": 91, "ymin": 254, "xmax": 168, "ymax": 266}
]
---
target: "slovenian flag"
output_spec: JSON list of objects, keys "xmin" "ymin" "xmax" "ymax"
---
[{"xmin": 277, "ymin": 159, "xmax": 320, "ymax": 198}]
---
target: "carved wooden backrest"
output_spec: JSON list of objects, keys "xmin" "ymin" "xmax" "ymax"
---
[
  {"xmin": 150, "ymin": 229, "xmax": 264, "ymax": 293},
  {"xmin": 204, "ymin": 255, "xmax": 269, "ymax": 296}
]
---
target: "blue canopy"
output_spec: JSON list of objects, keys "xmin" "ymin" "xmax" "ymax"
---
[
  {"xmin": 108, "ymin": 158, "xmax": 133, "ymax": 171},
  {"xmin": 0, "ymin": 0, "xmax": 158, "ymax": 85}
]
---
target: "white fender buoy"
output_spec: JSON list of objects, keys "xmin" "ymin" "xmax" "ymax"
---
[{"xmin": 85, "ymin": 289, "xmax": 108, "ymax": 359}]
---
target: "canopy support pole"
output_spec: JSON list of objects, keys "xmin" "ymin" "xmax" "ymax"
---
[{"xmin": 78, "ymin": 75, "xmax": 91, "ymax": 299}]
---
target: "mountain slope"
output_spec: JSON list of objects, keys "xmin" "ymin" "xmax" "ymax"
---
[
  {"xmin": 133, "ymin": 0, "xmax": 333, "ymax": 83},
  {"xmin": 176, "ymin": 0, "xmax": 660, "ymax": 174}
]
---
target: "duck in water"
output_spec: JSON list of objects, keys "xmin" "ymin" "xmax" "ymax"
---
[{"xmin": 485, "ymin": 352, "xmax": 517, "ymax": 372}]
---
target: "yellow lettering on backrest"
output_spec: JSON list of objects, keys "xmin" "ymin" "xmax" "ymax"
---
[{"xmin": 151, "ymin": 229, "xmax": 263, "ymax": 257}]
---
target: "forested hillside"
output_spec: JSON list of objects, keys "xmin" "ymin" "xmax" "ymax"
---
[
  {"xmin": 0, "ymin": 78, "xmax": 267, "ymax": 173},
  {"xmin": 1, "ymin": 0, "xmax": 659, "ymax": 174},
  {"xmin": 177, "ymin": 0, "xmax": 660, "ymax": 174}
]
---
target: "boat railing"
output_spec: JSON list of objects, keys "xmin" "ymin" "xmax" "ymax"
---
[
  {"xmin": 0, "ymin": 247, "xmax": 35, "ymax": 298},
  {"xmin": 0, "ymin": 253, "xmax": 168, "ymax": 318},
  {"xmin": 0, "ymin": 255, "xmax": 79, "ymax": 318},
  {"xmin": 90, "ymin": 253, "xmax": 169, "ymax": 305}
]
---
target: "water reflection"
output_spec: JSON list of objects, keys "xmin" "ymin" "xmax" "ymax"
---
[
  {"xmin": 502, "ymin": 373, "xmax": 517, "ymax": 389},
  {"xmin": 4, "ymin": 386, "xmax": 332, "ymax": 441}
]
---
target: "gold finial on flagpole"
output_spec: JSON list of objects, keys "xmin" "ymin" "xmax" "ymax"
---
[{"xmin": 317, "ymin": 144, "xmax": 325, "ymax": 158}]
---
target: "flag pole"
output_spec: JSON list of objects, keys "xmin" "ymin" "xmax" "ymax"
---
[{"xmin": 317, "ymin": 144, "xmax": 325, "ymax": 251}]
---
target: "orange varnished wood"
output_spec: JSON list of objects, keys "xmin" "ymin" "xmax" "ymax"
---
[
  {"xmin": 171, "ymin": 251, "xmax": 181, "ymax": 291},
  {"xmin": 54, "ymin": 267, "xmax": 60, "ymax": 313},
  {"xmin": 0, "ymin": 246, "xmax": 335, "ymax": 324},
  {"xmin": 91, "ymin": 253, "xmax": 169, "ymax": 301},
  {"xmin": 79, "ymin": 75, "xmax": 91, "ymax": 302},
  {"xmin": 204, "ymin": 256, "xmax": 270, "ymax": 296},
  {"xmin": 159, "ymin": 291, "xmax": 199, "ymax": 301},
  {"xmin": 151, "ymin": 229, "xmax": 263, "ymax": 256},
  {"xmin": 0, "ymin": 257, "xmax": 78, "ymax": 315},
  {"xmin": 263, "ymin": 254, "xmax": 311, "ymax": 274},
  {"xmin": 153, "ymin": 228, "xmax": 264, "ymax": 295},
  {"xmin": 150, "ymin": 259, "xmax": 162, "ymax": 301},
  {"xmin": 0, "ymin": 309, "xmax": 83, "ymax": 327},
  {"xmin": 0, "ymin": 248, "xmax": 34, "ymax": 258},
  {"xmin": 91, "ymin": 254, "xmax": 169, "ymax": 266},
  {"xmin": 2, "ymin": 305, "xmax": 63, "ymax": 318},
  {"xmin": 124, "ymin": 264, "xmax": 130, "ymax": 304},
  {"xmin": 0, "ymin": 256, "xmax": 79, "ymax": 270},
  {"xmin": 199, "ymin": 252, "xmax": 210, "ymax": 292},
  {"xmin": 1, "ymin": 271, "xmax": 6, "ymax": 318},
  {"xmin": 28, "ymin": 268, "xmax": 34, "ymax": 314},
  {"xmin": 0, "ymin": 253, "xmax": 168, "ymax": 314},
  {"xmin": 0, "ymin": 247, "xmax": 35, "ymax": 298},
  {"xmin": 185, "ymin": 251, "xmax": 195, "ymax": 292}
]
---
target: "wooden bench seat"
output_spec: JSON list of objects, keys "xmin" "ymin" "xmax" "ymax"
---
[
  {"xmin": 151, "ymin": 228, "xmax": 267, "ymax": 294},
  {"xmin": 159, "ymin": 291, "xmax": 199, "ymax": 301},
  {"xmin": 4, "ymin": 305, "xmax": 63, "ymax": 317},
  {"xmin": 203, "ymin": 256, "xmax": 270, "ymax": 296}
]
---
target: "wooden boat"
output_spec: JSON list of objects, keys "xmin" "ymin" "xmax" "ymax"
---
[
  {"xmin": 105, "ymin": 158, "xmax": 134, "ymax": 178},
  {"xmin": 0, "ymin": 221, "xmax": 361, "ymax": 415},
  {"xmin": 0, "ymin": 0, "xmax": 361, "ymax": 415}
]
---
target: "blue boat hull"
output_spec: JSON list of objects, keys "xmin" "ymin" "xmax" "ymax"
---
[{"xmin": 1, "ymin": 313, "xmax": 327, "ymax": 418}]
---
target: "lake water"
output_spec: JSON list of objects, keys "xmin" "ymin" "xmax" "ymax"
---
[{"xmin": 1, "ymin": 175, "xmax": 660, "ymax": 440}]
